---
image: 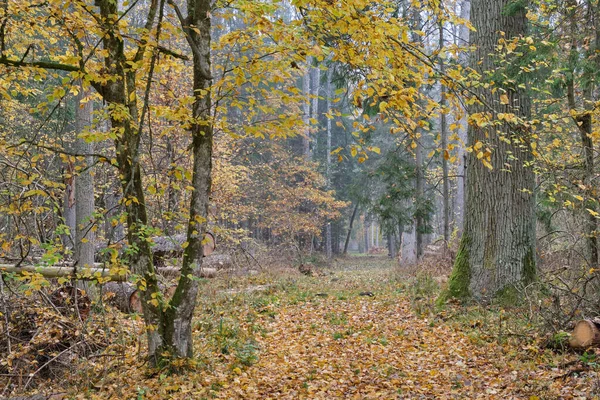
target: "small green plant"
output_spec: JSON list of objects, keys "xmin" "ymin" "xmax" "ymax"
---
[
  {"xmin": 580, "ymin": 352, "xmax": 598, "ymax": 368},
  {"xmin": 333, "ymin": 332, "xmax": 344, "ymax": 340},
  {"xmin": 136, "ymin": 387, "xmax": 147, "ymax": 400},
  {"xmin": 327, "ymin": 312, "xmax": 348, "ymax": 326},
  {"xmin": 545, "ymin": 331, "xmax": 570, "ymax": 352},
  {"xmin": 236, "ymin": 341, "xmax": 259, "ymax": 367}
]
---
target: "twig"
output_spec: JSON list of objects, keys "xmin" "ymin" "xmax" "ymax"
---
[{"xmin": 24, "ymin": 341, "xmax": 83, "ymax": 389}]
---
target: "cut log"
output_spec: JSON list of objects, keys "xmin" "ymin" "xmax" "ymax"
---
[
  {"xmin": 569, "ymin": 319, "xmax": 600, "ymax": 348},
  {"xmin": 203, "ymin": 254, "xmax": 231, "ymax": 270},
  {"xmin": 102, "ymin": 282, "xmax": 142, "ymax": 313},
  {"xmin": 156, "ymin": 254, "xmax": 231, "ymax": 278},
  {"xmin": 152, "ymin": 232, "xmax": 216, "ymax": 259},
  {"xmin": 102, "ymin": 282, "xmax": 177, "ymax": 313},
  {"xmin": 158, "ymin": 267, "xmax": 218, "ymax": 279},
  {"xmin": 0, "ymin": 264, "xmax": 125, "ymax": 281}
]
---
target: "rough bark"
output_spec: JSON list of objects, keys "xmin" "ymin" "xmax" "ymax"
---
[{"xmin": 447, "ymin": 0, "xmax": 536, "ymax": 299}]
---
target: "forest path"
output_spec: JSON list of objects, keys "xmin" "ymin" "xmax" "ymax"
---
[
  {"xmin": 200, "ymin": 255, "xmax": 587, "ymax": 399},
  {"xmin": 74, "ymin": 256, "xmax": 594, "ymax": 399}
]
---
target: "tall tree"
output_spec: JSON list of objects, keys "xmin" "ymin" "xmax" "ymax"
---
[
  {"xmin": 446, "ymin": 0, "xmax": 536, "ymax": 299},
  {"xmin": 455, "ymin": 0, "xmax": 470, "ymax": 235},
  {"xmin": 163, "ymin": 0, "xmax": 213, "ymax": 358},
  {"xmin": 74, "ymin": 83, "xmax": 95, "ymax": 288},
  {"xmin": 325, "ymin": 65, "xmax": 333, "ymax": 259},
  {"xmin": 439, "ymin": 16, "xmax": 450, "ymax": 243}
]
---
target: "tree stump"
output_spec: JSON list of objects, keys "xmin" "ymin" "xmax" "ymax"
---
[{"xmin": 570, "ymin": 319, "xmax": 600, "ymax": 348}]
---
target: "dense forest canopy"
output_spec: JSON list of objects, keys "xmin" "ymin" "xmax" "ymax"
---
[{"xmin": 1, "ymin": 0, "xmax": 600, "ymax": 398}]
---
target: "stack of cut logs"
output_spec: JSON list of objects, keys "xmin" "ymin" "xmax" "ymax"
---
[
  {"xmin": 569, "ymin": 318, "xmax": 600, "ymax": 349},
  {"xmin": 0, "ymin": 233, "xmax": 232, "ymax": 314}
]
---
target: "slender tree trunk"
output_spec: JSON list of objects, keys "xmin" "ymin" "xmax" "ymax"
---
[
  {"xmin": 63, "ymin": 165, "xmax": 76, "ymax": 250},
  {"xmin": 415, "ymin": 138, "xmax": 424, "ymax": 259},
  {"xmin": 74, "ymin": 83, "xmax": 96, "ymax": 295},
  {"xmin": 95, "ymin": 0, "xmax": 164, "ymax": 358},
  {"xmin": 455, "ymin": 0, "xmax": 470, "ymax": 235},
  {"xmin": 439, "ymin": 19, "xmax": 450, "ymax": 243},
  {"xmin": 411, "ymin": 8, "xmax": 425, "ymax": 260},
  {"xmin": 364, "ymin": 214, "xmax": 370, "ymax": 254},
  {"xmin": 325, "ymin": 66, "xmax": 333, "ymax": 259},
  {"xmin": 447, "ymin": 0, "xmax": 536, "ymax": 299},
  {"xmin": 165, "ymin": 137, "xmax": 178, "ymax": 235},
  {"xmin": 158, "ymin": 0, "xmax": 213, "ymax": 359},
  {"xmin": 302, "ymin": 58, "xmax": 311, "ymax": 158},
  {"xmin": 343, "ymin": 203, "xmax": 359, "ymax": 255},
  {"xmin": 387, "ymin": 233, "xmax": 395, "ymax": 258}
]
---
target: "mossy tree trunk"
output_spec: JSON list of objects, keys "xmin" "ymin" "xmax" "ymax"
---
[
  {"xmin": 160, "ymin": 0, "xmax": 213, "ymax": 358},
  {"xmin": 447, "ymin": 0, "xmax": 536, "ymax": 299}
]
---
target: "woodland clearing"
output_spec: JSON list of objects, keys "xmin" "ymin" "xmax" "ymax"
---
[{"xmin": 5, "ymin": 256, "xmax": 598, "ymax": 400}]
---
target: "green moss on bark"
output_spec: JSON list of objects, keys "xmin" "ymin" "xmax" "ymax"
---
[
  {"xmin": 437, "ymin": 235, "xmax": 471, "ymax": 304},
  {"xmin": 522, "ymin": 246, "xmax": 536, "ymax": 285}
]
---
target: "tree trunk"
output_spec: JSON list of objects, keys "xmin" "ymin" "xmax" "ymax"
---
[
  {"xmin": 94, "ymin": 0, "xmax": 164, "ymax": 358},
  {"xmin": 302, "ymin": 58, "xmax": 311, "ymax": 159},
  {"xmin": 103, "ymin": 281, "xmax": 143, "ymax": 313},
  {"xmin": 325, "ymin": 65, "xmax": 333, "ymax": 259},
  {"xmin": 447, "ymin": 0, "xmax": 536, "ymax": 299},
  {"xmin": 570, "ymin": 319, "xmax": 600, "ymax": 348},
  {"xmin": 343, "ymin": 203, "xmax": 359, "ymax": 255},
  {"xmin": 565, "ymin": 0, "xmax": 598, "ymax": 267},
  {"xmin": 439, "ymin": 19, "xmax": 450, "ymax": 244},
  {"xmin": 74, "ymin": 82, "xmax": 96, "ymax": 295},
  {"xmin": 157, "ymin": 0, "xmax": 213, "ymax": 360},
  {"xmin": 411, "ymin": 7, "xmax": 425, "ymax": 260},
  {"xmin": 363, "ymin": 214, "xmax": 370, "ymax": 254},
  {"xmin": 63, "ymin": 166, "xmax": 76, "ymax": 250},
  {"xmin": 103, "ymin": 183, "xmax": 124, "ymax": 243},
  {"xmin": 165, "ymin": 136, "xmax": 178, "ymax": 235},
  {"xmin": 455, "ymin": 0, "xmax": 470, "ymax": 236}
]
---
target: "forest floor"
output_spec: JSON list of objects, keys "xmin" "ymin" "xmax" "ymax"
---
[{"xmin": 13, "ymin": 256, "xmax": 600, "ymax": 399}]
